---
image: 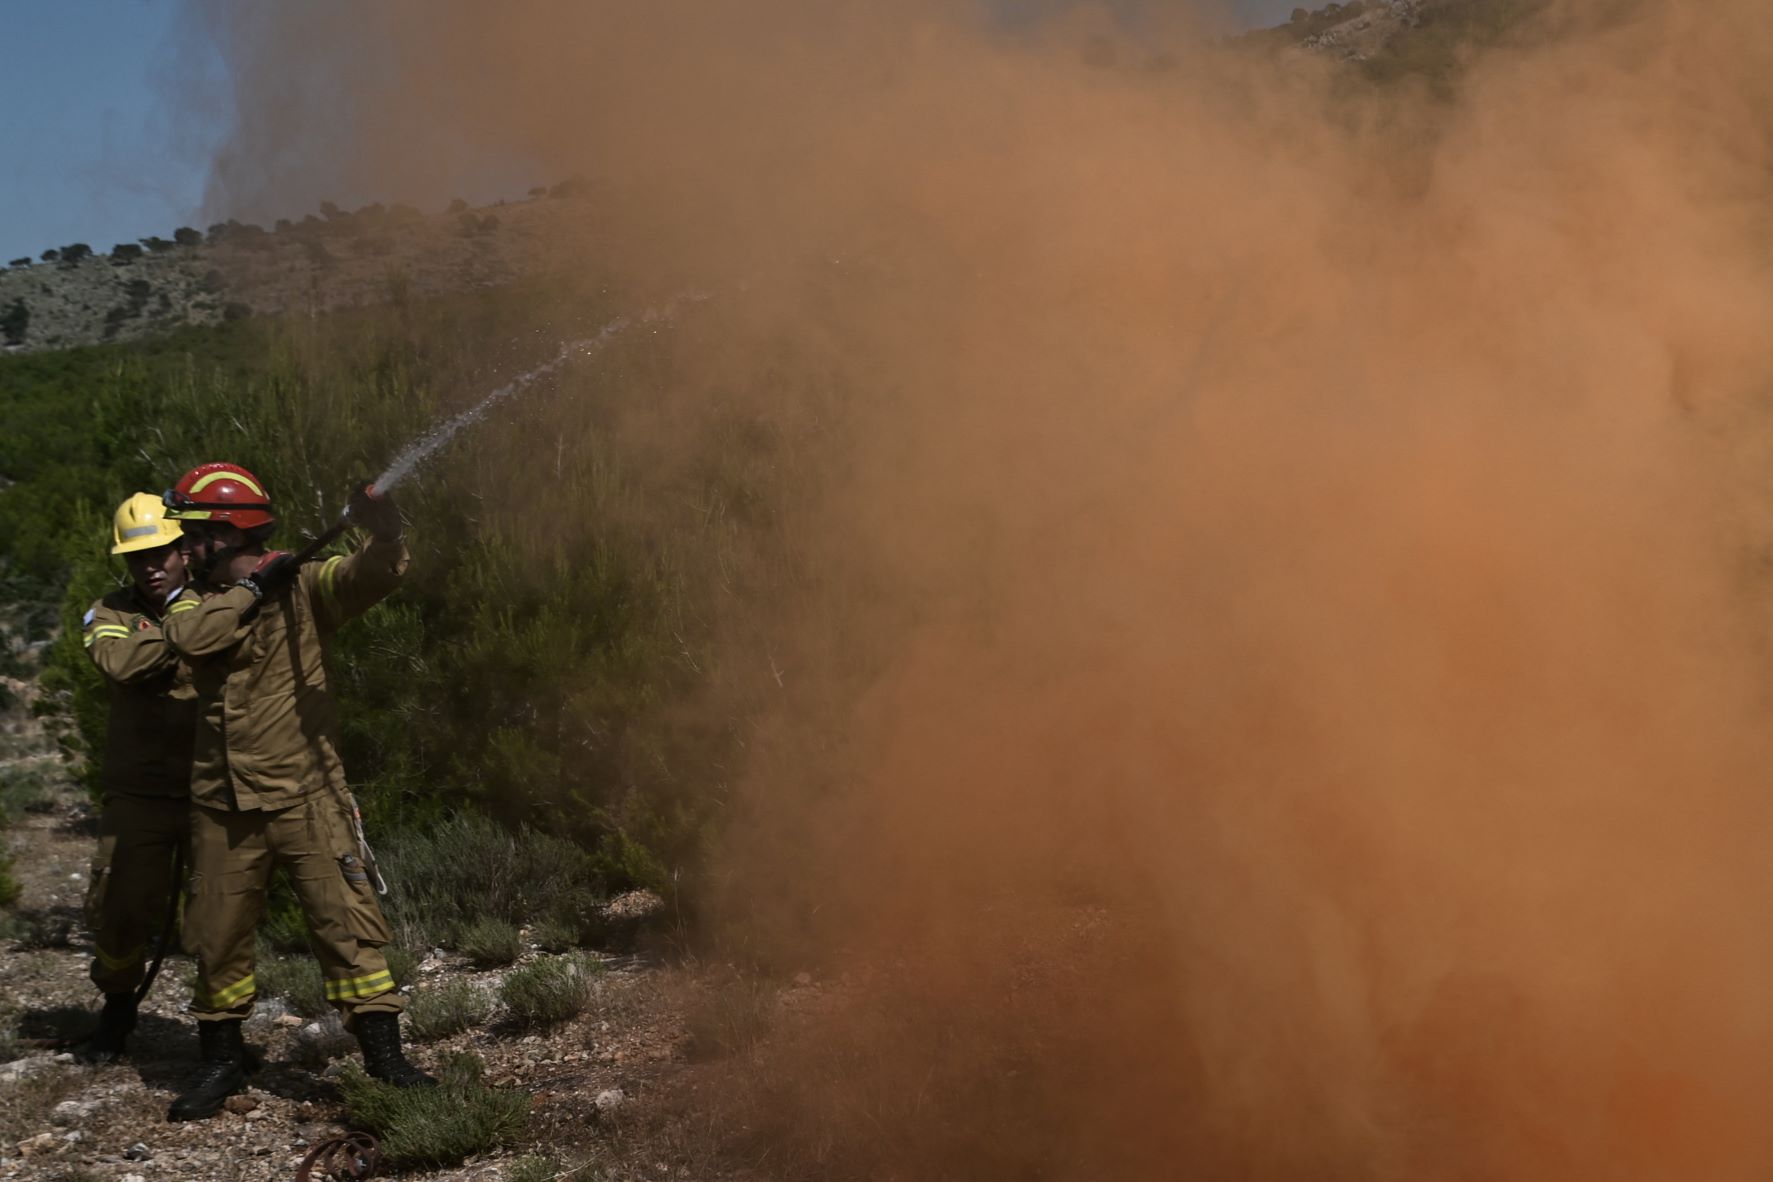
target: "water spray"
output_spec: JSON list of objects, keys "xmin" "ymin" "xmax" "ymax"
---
[{"xmin": 289, "ymin": 291, "xmax": 709, "ymax": 562}]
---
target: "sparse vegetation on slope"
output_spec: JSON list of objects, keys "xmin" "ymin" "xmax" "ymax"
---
[
  {"xmin": 337, "ymin": 1052, "xmax": 530, "ymax": 1168},
  {"xmin": 1, "ymin": 273, "xmax": 815, "ymax": 902}
]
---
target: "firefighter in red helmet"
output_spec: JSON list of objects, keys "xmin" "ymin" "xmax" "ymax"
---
[{"xmin": 160, "ymin": 462, "xmax": 433, "ymax": 1121}]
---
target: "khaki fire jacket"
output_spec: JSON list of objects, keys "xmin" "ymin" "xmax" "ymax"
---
[
  {"xmin": 162, "ymin": 538, "xmax": 408, "ymax": 811},
  {"xmin": 82, "ymin": 585, "xmax": 199, "ymax": 798}
]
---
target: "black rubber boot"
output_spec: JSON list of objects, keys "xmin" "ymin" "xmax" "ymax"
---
[
  {"xmin": 73, "ymin": 993, "xmax": 136, "ymax": 1064},
  {"xmin": 166, "ymin": 1020, "xmax": 250, "ymax": 1122},
  {"xmin": 355, "ymin": 1012, "xmax": 437, "ymax": 1088}
]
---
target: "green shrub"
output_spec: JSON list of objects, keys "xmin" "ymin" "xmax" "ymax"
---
[
  {"xmin": 10, "ymin": 909, "xmax": 74, "ymax": 950},
  {"xmin": 404, "ymin": 979, "xmax": 492, "ymax": 1042},
  {"xmin": 384, "ymin": 944, "xmax": 419, "ymax": 987},
  {"xmin": 260, "ymin": 884, "xmax": 311, "ymax": 953},
  {"xmin": 254, "ymin": 946, "xmax": 329, "ymax": 1018},
  {"xmin": 456, "ymin": 917, "xmax": 522, "ymax": 967},
  {"xmin": 336, "ymin": 1052, "xmax": 528, "ymax": 1168},
  {"xmin": 0, "ymin": 764, "xmax": 58, "ymax": 816},
  {"xmin": 530, "ymin": 917, "xmax": 578, "ymax": 953},
  {"xmin": 499, "ymin": 954, "xmax": 596, "ymax": 1030},
  {"xmin": 381, "ymin": 814, "xmax": 603, "ymax": 952},
  {"xmin": 504, "ymin": 1157, "xmax": 561, "ymax": 1182},
  {"xmin": 0, "ymin": 861, "xmax": 18, "ymax": 909}
]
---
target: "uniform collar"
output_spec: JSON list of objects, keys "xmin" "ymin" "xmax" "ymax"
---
[{"xmin": 131, "ymin": 582, "xmax": 186, "ymax": 619}]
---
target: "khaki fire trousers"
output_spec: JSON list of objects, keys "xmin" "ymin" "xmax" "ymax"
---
[
  {"xmin": 85, "ymin": 794, "xmax": 189, "ymax": 995},
  {"xmin": 185, "ymin": 795, "xmax": 404, "ymax": 1027}
]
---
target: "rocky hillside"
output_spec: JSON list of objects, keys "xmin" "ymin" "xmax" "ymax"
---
[
  {"xmin": 0, "ymin": 186, "xmax": 596, "ymax": 354},
  {"xmin": 1243, "ymin": 0, "xmax": 1549, "ymax": 77},
  {"xmin": 0, "ymin": 1, "xmax": 1547, "ymax": 357},
  {"xmin": 1262, "ymin": 0, "xmax": 1429, "ymax": 60}
]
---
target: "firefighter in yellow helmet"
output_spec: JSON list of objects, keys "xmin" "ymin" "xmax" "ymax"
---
[
  {"xmin": 73, "ymin": 493, "xmax": 198, "ymax": 1062},
  {"xmin": 160, "ymin": 463, "xmax": 434, "ymax": 1122}
]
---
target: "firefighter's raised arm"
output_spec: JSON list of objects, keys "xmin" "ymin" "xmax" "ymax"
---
[{"xmin": 310, "ymin": 485, "xmax": 408, "ymax": 626}]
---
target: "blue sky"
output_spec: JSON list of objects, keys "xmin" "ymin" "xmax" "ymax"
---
[
  {"xmin": 0, "ymin": 0, "xmax": 1293, "ymax": 266},
  {"xmin": 0, "ymin": 1, "xmax": 230, "ymax": 263}
]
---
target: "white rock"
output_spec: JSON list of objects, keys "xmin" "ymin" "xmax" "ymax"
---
[
  {"xmin": 0, "ymin": 1054, "xmax": 57, "ymax": 1084},
  {"xmin": 50, "ymin": 1099, "xmax": 95, "ymax": 1126},
  {"xmin": 123, "ymin": 1173, "xmax": 148, "ymax": 1182},
  {"xmin": 595, "ymin": 1088, "xmax": 626, "ymax": 1112},
  {"xmin": 295, "ymin": 1015, "xmax": 356, "ymax": 1062}
]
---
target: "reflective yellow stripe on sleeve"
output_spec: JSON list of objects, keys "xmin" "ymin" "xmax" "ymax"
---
[
  {"xmin": 323, "ymin": 969, "xmax": 394, "ymax": 1001},
  {"xmin": 84, "ymin": 625, "xmax": 132, "ymax": 648},
  {"xmin": 318, "ymin": 555, "xmax": 344, "ymax": 610},
  {"xmin": 165, "ymin": 598, "xmax": 199, "ymax": 615}
]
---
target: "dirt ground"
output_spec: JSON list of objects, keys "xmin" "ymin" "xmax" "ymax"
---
[{"xmin": 0, "ymin": 759, "xmax": 775, "ymax": 1182}]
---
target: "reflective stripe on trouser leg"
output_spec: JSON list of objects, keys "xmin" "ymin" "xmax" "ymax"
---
[
  {"xmin": 277, "ymin": 792, "xmax": 405, "ymax": 1027},
  {"xmin": 87, "ymin": 794, "xmax": 188, "ymax": 995},
  {"xmin": 184, "ymin": 804, "xmax": 275, "ymax": 1020}
]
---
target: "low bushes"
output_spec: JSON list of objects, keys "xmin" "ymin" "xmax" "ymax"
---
[
  {"xmin": 499, "ymin": 954, "xmax": 600, "ymax": 1030},
  {"xmin": 380, "ymin": 814, "xmax": 603, "ymax": 954},
  {"xmin": 337, "ymin": 1052, "xmax": 528, "ymax": 1168},
  {"xmin": 456, "ymin": 917, "xmax": 523, "ymax": 968},
  {"xmin": 404, "ymin": 978, "xmax": 493, "ymax": 1042},
  {"xmin": 0, "ymin": 764, "xmax": 58, "ymax": 817},
  {"xmin": 383, "ymin": 944, "xmax": 418, "ymax": 987},
  {"xmin": 254, "ymin": 946, "xmax": 329, "ymax": 1018}
]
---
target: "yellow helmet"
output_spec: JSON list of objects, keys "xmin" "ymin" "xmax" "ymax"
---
[{"xmin": 111, "ymin": 492, "xmax": 185, "ymax": 555}]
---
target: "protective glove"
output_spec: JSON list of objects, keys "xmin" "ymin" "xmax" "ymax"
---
[
  {"xmin": 238, "ymin": 551, "xmax": 300, "ymax": 601},
  {"xmin": 348, "ymin": 482, "xmax": 403, "ymax": 542}
]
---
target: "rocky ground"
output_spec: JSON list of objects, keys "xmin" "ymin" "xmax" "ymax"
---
[{"xmin": 0, "ymin": 763, "xmax": 775, "ymax": 1182}]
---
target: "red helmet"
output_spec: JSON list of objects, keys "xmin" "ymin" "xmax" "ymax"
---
[{"xmin": 162, "ymin": 462, "xmax": 276, "ymax": 530}]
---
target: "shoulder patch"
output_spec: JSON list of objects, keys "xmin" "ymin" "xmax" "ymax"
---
[{"xmin": 82, "ymin": 608, "xmax": 95, "ymax": 627}]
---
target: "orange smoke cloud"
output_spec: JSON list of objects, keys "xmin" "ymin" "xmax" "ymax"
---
[{"xmin": 200, "ymin": 0, "xmax": 1773, "ymax": 1175}]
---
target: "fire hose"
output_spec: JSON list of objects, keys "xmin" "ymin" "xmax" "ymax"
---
[
  {"xmin": 295, "ymin": 1132, "xmax": 382, "ymax": 1181},
  {"xmin": 289, "ymin": 481, "xmax": 386, "ymax": 565}
]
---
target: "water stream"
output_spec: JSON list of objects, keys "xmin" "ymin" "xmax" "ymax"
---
[{"xmin": 371, "ymin": 289, "xmax": 709, "ymax": 494}]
